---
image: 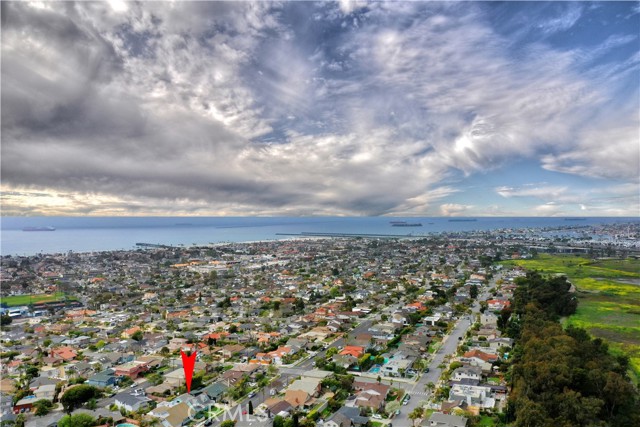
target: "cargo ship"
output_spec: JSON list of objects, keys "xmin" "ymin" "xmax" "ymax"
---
[
  {"xmin": 390, "ymin": 221, "xmax": 423, "ymax": 227},
  {"xmin": 22, "ymin": 226, "xmax": 56, "ymax": 232}
]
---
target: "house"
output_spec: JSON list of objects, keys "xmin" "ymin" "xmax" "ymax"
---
[
  {"xmin": 220, "ymin": 344, "xmax": 245, "ymax": 359},
  {"xmin": 382, "ymin": 352, "xmax": 413, "ymax": 377},
  {"xmin": 114, "ymin": 392, "xmax": 152, "ymax": 412},
  {"xmin": 267, "ymin": 346, "xmax": 295, "ymax": 365},
  {"xmin": 423, "ymin": 312, "xmax": 443, "ymax": 326},
  {"xmin": 284, "ymin": 390, "xmax": 310, "ymax": 409},
  {"xmin": 487, "ymin": 299, "xmax": 510, "ymax": 312},
  {"xmin": 325, "ymin": 406, "xmax": 369, "ymax": 427},
  {"xmin": 480, "ymin": 312, "xmax": 498, "ymax": 326},
  {"xmin": 350, "ymin": 333, "xmax": 374, "ymax": 349},
  {"xmin": 33, "ymin": 384, "xmax": 56, "ymax": 401},
  {"xmin": 202, "ymin": 382, "xmax": 228, "ymax": 402},
  {"xmin": 168, "ymin": 338, "xmax": 189, "ymax": 352},
  {"xmin": 50, "ymin": 346, "xmax": 77, "ymax": 362},
  {"xmin": 332, "ymin": 354, "xmax": 358, "ymax": 369},
  {"xmin": 87, "ymin": 369, "xmax": 117, "ymax": 388},
  {"xmin": 0, "ymin": 394, "xmax": 15, "ymax": 425},
  {"xmin": 264, "ymin": 398, "xmax": 293, "ymax": 417},
  {"xmin": 287, "ymin": 378, "xmax": 322, "ymax": 397},
  {"xmin": 150, "ymin": 401, "xmax": 191, "ymax": 427},
  {"xmin": 451, "ymin": 367, "xmax": 482, "ymax": 382},
  {"xmin": 462, "ymin": 350, "xmax": 498, "ymax": 364},
  {"xmin": 423, "ymin": 412, "xmax": 468, "ymax": 427},
  {"xmin": 122, "ymin": 326, "xmax": 142, "ymax": 339},
  {"xmin": 339, "ymin": 345, "xmax": 365, "ymax": 359},
  {"xmin": 391, "ymin": 313, "xmax": 409, "ymax": 326},
  {"xmin": 114, "ymin": 361, "xmax": 149, "ymax": 379},
  {"xmin": 449, "ymin": 384, "xmax": 495, "ymax": 409},
  {"xmin": 23, "ymin": 411, "xmax": 65, "ymax": 427},
  {"xmin": 353, "ymin": 383, "xmax": 389, "ymax": 411},
  {"xmin": 221, "ymin": 370, "xmax": 244, "ymax": 386},
  {"xmin": 13, "ymin": 395, "xmax": 37, "ymax": 414},
  {"xmin": 488, "ymin": 337, "xmax": 513, "ymax": 350}
]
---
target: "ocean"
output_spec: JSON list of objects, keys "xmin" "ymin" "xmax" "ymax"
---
[{"xmin": 1, "ymin": 216, "xmax": 637, "ymax": 256}]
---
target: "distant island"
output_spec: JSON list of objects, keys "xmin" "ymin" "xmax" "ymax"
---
[{"xmin": 448, "ymin": 219, "xmax": 477, "ymax": 222}]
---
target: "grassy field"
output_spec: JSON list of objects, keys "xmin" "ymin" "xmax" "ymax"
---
[
  {"xmin": 501, "ymin": 255, "xmax": 640, "ymax": 382},
  {"xmin": 1, "ymin": 292, "xmax": 69, "ymax": 307}
]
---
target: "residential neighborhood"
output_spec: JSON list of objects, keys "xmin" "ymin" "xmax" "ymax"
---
[{"xmin": 1, "ymin": 221, "xmax": 638, "ymax": 427}]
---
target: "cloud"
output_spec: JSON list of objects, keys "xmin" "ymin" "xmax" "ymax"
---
[
  {"xmin": 1, "ymin": 1, "xmax": 638, "ymax": 216},
  {"xmin": 493, "ymin": 182, "xmax": 640, "ymax": 217},
  {"xmin": 533, "ymin": 202, "xmax": 564, "ymax": 216},
  {"xmin": 440, "ymin": 203, "xmax": 473, "ymax": 217},
  {"xmin": 541, "ymin": 119, "xmax": 640, "ymax": 181},
  {"xmin": 496, "ymin": 185, "xmax": 570, "ymax": 200},
  {"xmin": 536, "ymin": 3, "xmax": 583, "ymax": 35}
]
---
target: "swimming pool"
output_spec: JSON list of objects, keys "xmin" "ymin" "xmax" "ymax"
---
[
  {"xmin": 369, "ymin": 365, "xmax": 381, "ymax": 373},
  {"xmin": 116, "ymin": 424, "xmax": 138, "ymax": 427}
]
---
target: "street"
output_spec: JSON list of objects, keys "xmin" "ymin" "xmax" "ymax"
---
[{"xmin": 205, "ymin": 279, "xmax": 496, "ymax": 427}]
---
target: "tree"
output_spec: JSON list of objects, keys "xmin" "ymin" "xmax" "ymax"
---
[
  {"xmin": 385, "ymin": 400, "xmax": 401, "ymax": 414},
  {"xmin": 131, "ymin": 330, "xmax": 144, "ymax": 341},
  {"xmin": 86, "ymin": 398, "xmax": 97, "ymax": 410},
  {"xmin": 0, "ymin": 314, "xmax": 12, "ymax": 326},
  {"xmin": 220, "ymin": 421, "xmax": 235, "ymax": 427},
  {"xmin": 14, "ymin": 414, "xmax": 25, "ymax": 427},
  {"xmin": 147, "ymin": 373, "xmax": 163, "ymax": 386},
  {"xmin": 33, "ymin": 399, "xmax": 54, "ymax": 416},
  {"xmin": 470, "ymin": 284, "xmax": 479, "ymax": 299},
  {"xmin": 57, "ymin": 413, "xmax": 96, "ymax": 427},
  {"xmin": 60, "ymin": 384, "xmax": 101, "ymax": 413},
  {"xmin": 273, "ymin": 416, "xmax": 284, "ymax": 427},
  {"xmin": 326, "ymin": 347, "xmax": 338, "ymax": 357},
  {"xmin": 408, "ymin": 406, "xmax": 424, "ymax": 421}
]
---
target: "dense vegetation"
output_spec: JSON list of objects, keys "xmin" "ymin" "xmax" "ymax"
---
[
  {"xmin": 504, "ymin": 272, "xmax": 639, "ymax": 426},
  {"xmin": 501, "ymin": 255, "xmax": 640, "ymax": 379}
]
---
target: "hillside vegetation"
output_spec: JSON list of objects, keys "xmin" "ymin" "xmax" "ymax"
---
[{"xmin": 501, "ymin": 255, "xmax": 640, "ymax": 382}]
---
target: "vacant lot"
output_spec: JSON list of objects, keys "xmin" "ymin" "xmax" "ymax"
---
[{"xmin": 501, "ymin": 255, "xmax": 640, "ymax": 382}]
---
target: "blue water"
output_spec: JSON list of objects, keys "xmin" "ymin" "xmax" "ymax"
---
[{"xmin": 1, "ymin": 216, "xmax": 637, "ymax": 256}]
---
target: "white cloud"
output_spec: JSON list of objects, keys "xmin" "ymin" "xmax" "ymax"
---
[
  {"xmin": 440, "ymin": 203, "xmax": 473, "ymax": 217},
  {"xmin": 541, "ymin": 119, "xmax": 640, "ymax": 181},
  {"xmin": 1, "ymin": 1, "xmax": 637, "ymax": 216},
  {"xmin": 496, "ymin": 185, "xmax": 569, "ymax": 200}
]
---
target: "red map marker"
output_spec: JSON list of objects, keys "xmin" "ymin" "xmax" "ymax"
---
[{"xmin": 181, "ymin": 350, "xmax": 197, "ymax": 392}]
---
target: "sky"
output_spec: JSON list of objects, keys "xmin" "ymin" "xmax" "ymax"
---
[{"xmin": 1, "ymin": 0, "xmax": 639, "ymax": 217}]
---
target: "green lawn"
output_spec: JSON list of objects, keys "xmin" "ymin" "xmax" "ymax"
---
[
  {"xmin": 501, "ymin": 255, "xmax": 640, "ymax": 382},
  {"xmin": 1, "ymin": 292, "xmax": 70, "ymax": 307},
  {"xmin": 478, "ymin": 415, "xmax": 497, "ymax": 426}
]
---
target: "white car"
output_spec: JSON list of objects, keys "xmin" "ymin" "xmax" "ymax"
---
[{"xmin": 372, "ymin": 414, "xmax": 382, "ymax": 419}]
